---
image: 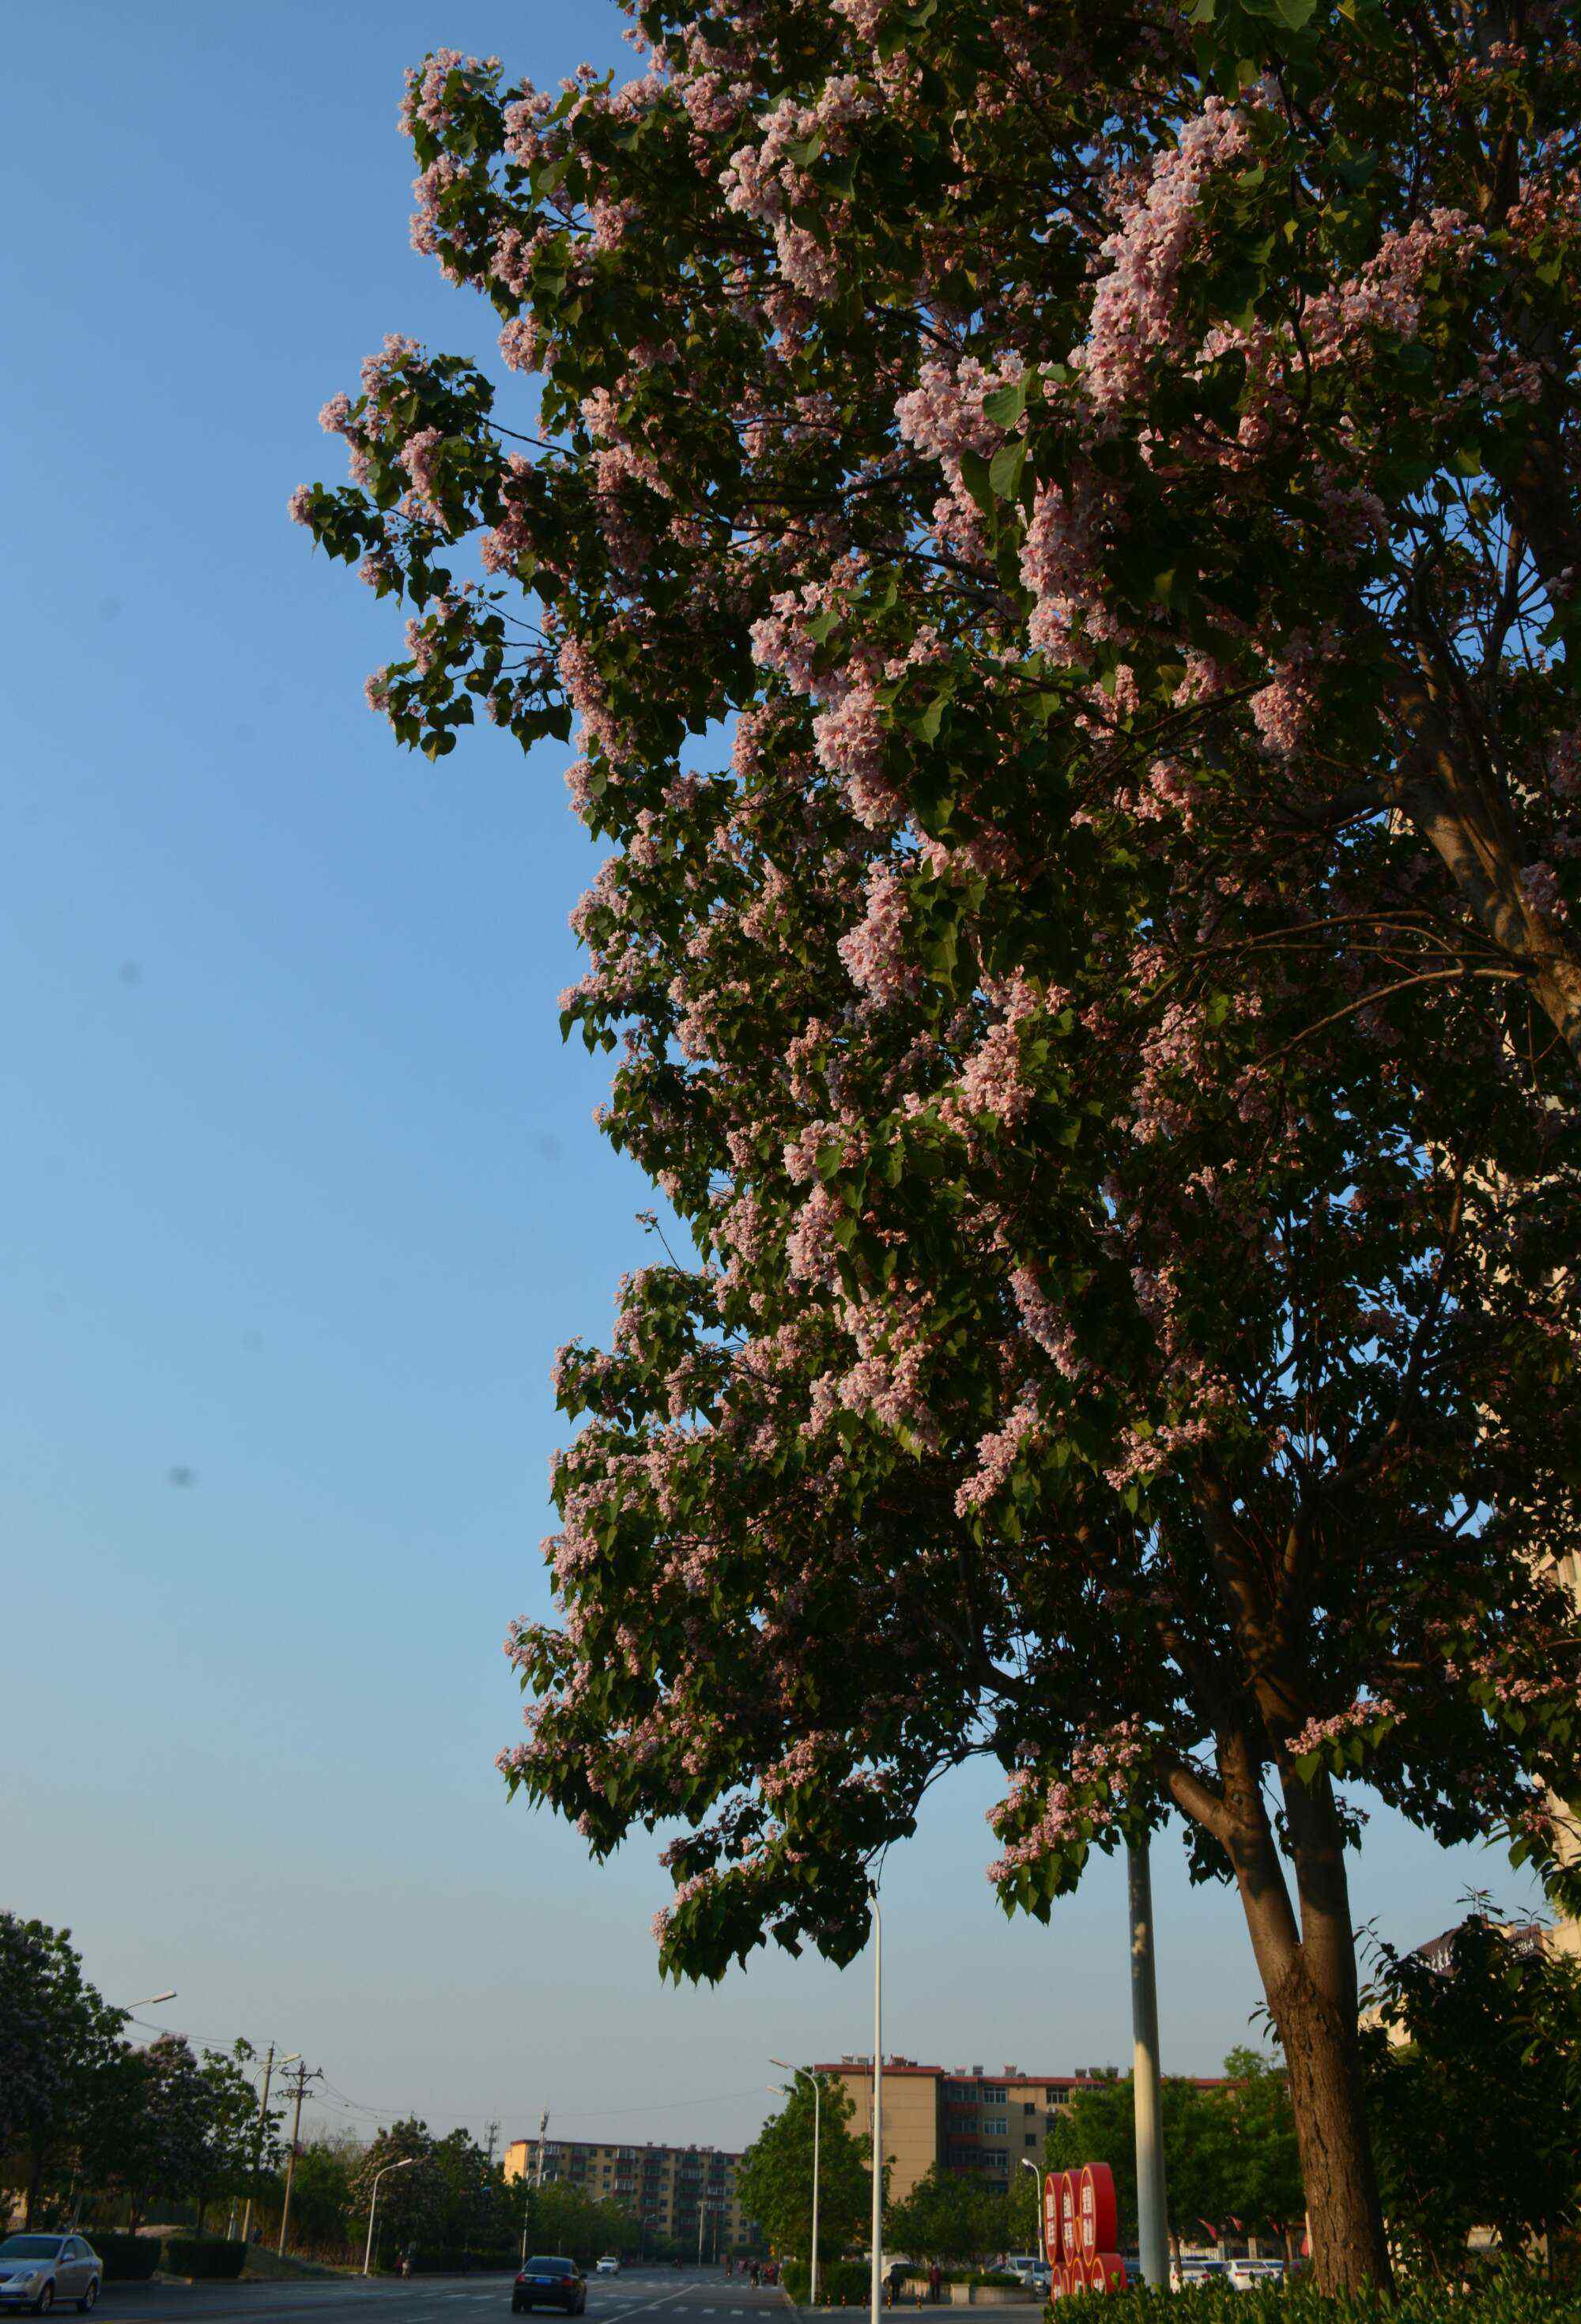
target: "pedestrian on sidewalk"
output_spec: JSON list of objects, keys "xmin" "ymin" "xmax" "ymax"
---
[{"xmin": 928, "ymin": 2262, "xmax": 941, "ymax": 2306}]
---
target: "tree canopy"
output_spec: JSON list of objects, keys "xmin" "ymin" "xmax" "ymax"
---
[
  {"xmin": 735, "ymin": 2073, "xmax": 872, "ymax": 2262},
  {"xmin": 292, "ymin": 0, "xmax": 1581, "ymax": 2288}
]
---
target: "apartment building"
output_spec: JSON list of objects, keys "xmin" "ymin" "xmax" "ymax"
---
[
  {"xmin": 503, "ymin": 2134, "xmax": 756, "ymax": 2253},
  {"xmin": 816, "ymin": 2058, "xmax": 1227, "ymax": 2205}
]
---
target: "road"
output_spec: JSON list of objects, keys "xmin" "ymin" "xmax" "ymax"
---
[{"xmin": 90, "ymin": 2268, "xmax": 788, "ymax": 2324}]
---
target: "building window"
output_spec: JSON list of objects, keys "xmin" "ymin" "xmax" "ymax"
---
[
  {"xmin": 1024, "ymin": 2133, "xmax": 1039, "ymax": 2148},
  {"xmin": 982, "ymin": 2087, "xmax": 1007, "ymax": 2104},
  {"xmin": 983, "ymin": 2117, "xmax": 1008, "ymax": 2135}
]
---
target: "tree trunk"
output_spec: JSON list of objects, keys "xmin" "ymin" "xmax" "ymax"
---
[
  {"xmin": 1211, "ymin": 1736, "xmax": 1392, "ymax": 2293},
  {"xmin": 1262, "ymin": 1945, "xmax": 1389, "ymax": 2291}
]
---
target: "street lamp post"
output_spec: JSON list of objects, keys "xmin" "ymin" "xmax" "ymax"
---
[
  {"xmin": 363, "ymin": 2157, "xmax": 417, "ymax": 2276},
  {"xmin": 1020, "ymin": 2160, "xmax": 1044, "ymax": 2269},
  {"xmin": 867, "ymin": 1892, "xmax": 882, "ymax": 2324},
  {"xmin": 1127, "ymin": 1839, "xmax": 1170, "ymax": 2289},
  {"xmin": 770, "ymin": 2061, "xmax": 823, "ymax": 2306}
]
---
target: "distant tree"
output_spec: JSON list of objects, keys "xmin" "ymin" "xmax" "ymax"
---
[
  {"xmin": 281, "ymin": 2134, "xmax": 362, "ymax": 2254},
  {"xmin": 888, "ymin": 2167, "xmax": 1009, "ymax": 2266},
  {"xmin": 0, "ymin": 1915, "xmax": 125, "ymax": 2225},
  {"xmin": 527, "ymin": 2181, "xmax": 642, "ymax": 2266},
  {"xmin": 735, "ymin": 2075, "xmax": 873, "ymax": 2263},
  {"xmin": 1205, "ymin": 2049, "xmax": 1305, "ymax": 2253},
  {"xmin": 1044, "ymin": 2069, "xmax": 1242, "ymax": 2255},
  {"xmin": 349, "ymin": 2120, "xmax": 445, "ymax": 2260},
  {"xmin": 1362, "ymin": 1914, "xmax": 1581, "ymax": 2276}
]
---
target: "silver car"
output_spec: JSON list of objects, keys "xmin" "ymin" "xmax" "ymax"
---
[{"xmin": 0, "ymin": 2236, "xmax": 102, "ymax": 2315}]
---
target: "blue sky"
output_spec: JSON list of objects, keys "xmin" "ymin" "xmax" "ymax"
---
[{"xmin": 2, "ymin": 0, "xmax": 1538, "ymax": 2161}]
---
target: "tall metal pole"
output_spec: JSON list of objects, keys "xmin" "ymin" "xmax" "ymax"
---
[
  {"xmin": 364, "ymin": 2158, "xmax": 415, "ymax": 2276},
  {"xmin": 240, "ymin": 2044, "xmax": 279, "ymax": 2246},
  {"xmin": 522, "ymin": 2112, "xmax": 549, "ymax": 2264},
  {"xmin": 868, "ymin": 1894, "xmax": 883, "ymax": 2324},
  {"xmin": 1021, "ymin": 2160, "xmax": 1044, "ymax": 2269},
  {"xmin": 772, "ymin": 2062, "xmax": 823, "ymax": 2306},
  {"xmin": 1127, "ymin": 1839, "xmax": 1169, "ymax": 2288},
  {"xmin": 277, "ymin": 2063, "xmax": 322, "ymax": 2254},
  {"xmin": 809, "ymin": 2077, "xmax": 822, "ymax": 2307}
]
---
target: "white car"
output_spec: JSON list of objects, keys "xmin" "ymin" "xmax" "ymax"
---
[
  {"xmin": 0, "ymin": 2237, "xmax": 102, "ymax": 2317},
  {"xmin": 595, "ymin": 2258, "xmax": 621, "ymax": 2277}
]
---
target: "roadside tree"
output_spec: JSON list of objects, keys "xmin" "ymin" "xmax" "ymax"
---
[
  {"xmin": 736, "ymin": 2075, "xmax": 872, "ymax": 2265},
  {"xmin": 887, "ymin": 2167, "xmax": 1008, "ymax": 2267},
  {"xmin": 0, "ymin": 1915, "xmax": 124, "ymax": 2225},
  {"xmin": 349, "ymin": 2121, "xmax": 445, "ymax": 2260},
  {"xmin": 293, "ymin": 1, "xmax": 1581, "ymax": 2292},
  {"xmin": 1361, "ymin": 1911, "xmax": 1581, "ymax": 2274}
]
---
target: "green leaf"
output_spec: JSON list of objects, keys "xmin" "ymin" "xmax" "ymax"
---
[
  {"xmin": 989, "ymin": 439, "xmax": 1027, "ymax": 500},
  {"xmin": 959, "ymin": 449, "xmax": 994, "ymax": 515},
  {"xmin": 981, "ymin": 377, "xmax": 1028, "ymax": 430}
]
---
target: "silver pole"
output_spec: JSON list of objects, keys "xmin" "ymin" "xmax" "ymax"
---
[
  {"xmin": 1127, "ymin": 1839, "xmax": 1169, "ymax": 2288},
  {"xmin": 810, "ymin": 2076, "xmax": 822, "ymax": 2307},
  {"xmin": 363, "ymin": 2158, "xmax": 414, "ymax": 2277},
  {"xmin": 868, "ymin": 1896, "xmax": 883, "ymax": 2324}
]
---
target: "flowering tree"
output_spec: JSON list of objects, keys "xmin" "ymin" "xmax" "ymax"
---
[{"xmin": 292, "ymin": 0, "xmax": 1581, "ymax": 2288}]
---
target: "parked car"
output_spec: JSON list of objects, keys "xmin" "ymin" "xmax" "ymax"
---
[
  {"xmin": 596, "ymin": 2259, "xmax": 621, "ymax": 2278},
  {"xmin": 514, "ymin": 2258, "xmax": 587, "ymax": 2315},
  {"xmin": 0, "ymin": 2237, "xmax": 102, "ymax": 2316},
  {"xmin": 1228, "ymin": 2260, "xmax": 1285, "ymax": 2290}
]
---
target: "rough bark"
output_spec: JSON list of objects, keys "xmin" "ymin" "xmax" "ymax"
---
[{"xmin": 1206, "ymin": 1736, "xmax": 1392, "ymax": 2292}]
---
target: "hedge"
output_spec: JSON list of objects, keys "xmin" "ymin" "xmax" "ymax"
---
[
  {"xmin": 84, "ymin": 2236, "xmax": 159, "ymax": 2283},
  {"xmin": 379, "ymin": 2248, "xmax": 521, "ymax": 2275},
  {"xmin": 780, "ymin": 2259, "xmax": 877, "ymax": 2306},
  {"xmin": 161, "ymin": 2239, "xmax": 247, "ymax": 2280},
  {"xmin": 1062, "ymin": 2278, "xmax": 1581, "ymax": 2322}
]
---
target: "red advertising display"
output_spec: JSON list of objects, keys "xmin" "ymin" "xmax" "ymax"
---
[
  {"xmin": 1077, "ymin": 2164, "xmax": 1118, "ymax": 2259},
  {"xmin": 1043, "ymin": 2159, "xmax": 1126, "ymax": 2295},
  {"xmin": 1058, "ymin": 2173, "xmax": 1078, "ymax": 2266},
  {"xmin": 1042, "ymin": 2171, "xmax": 1061, "ymax": 2268}
]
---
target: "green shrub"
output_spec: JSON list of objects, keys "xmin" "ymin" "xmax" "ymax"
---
[
  {"xmin": 161, "ymin": 2239, "xmax": 247, "ymax": 2281},
  {"xmin": 85, "ymin": 2235, "xmax": 160, "ymax": 2283},
  {"xmin": 1054, "ymin": 2273, "xmax": 1581, "ymax": 2322},
  {"xmin": 778, "ymin": 2256, "xmax": 877, "ymax": 2306}
]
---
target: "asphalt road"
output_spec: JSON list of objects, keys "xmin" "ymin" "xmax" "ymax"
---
[{"xmin": 89, "ymin": 2268, "xmax": 788, "ymax": 2324}]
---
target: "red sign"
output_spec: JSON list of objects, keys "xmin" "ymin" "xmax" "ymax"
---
[
  {"xmin": 1077, "ymin": 2164, "xmax": 1117, "ymax": 2259},
  {"xmin": 1043, "ymin": 2158, "xmax": 1126, "ymax": 2295},
  {"xmin": 1058, "ymin": 2172, "xmax": 1078, "ymax": 2266}
]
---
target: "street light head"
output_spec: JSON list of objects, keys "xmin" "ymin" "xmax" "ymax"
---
[
  {"xmin": 280, "ymin": 2054, "xmax": 303, "ymax": 2067},
  {"xmin": 130, "ymin": 1990, "xmax": 177, "ymax": 2009},
  {"xmin": 768, "ymin": 2058, "xmax": 793, "ymax": 2071}
]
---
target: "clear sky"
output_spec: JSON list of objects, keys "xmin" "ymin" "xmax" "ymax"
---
[{"xmin": 3, "ymin": 0, "xmax": 1539, "ymax": 2164}]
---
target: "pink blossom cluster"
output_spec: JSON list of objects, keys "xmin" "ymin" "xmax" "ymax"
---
[
  {"xmin": 1010, "ymin": 1268, "xmax": 1086, "ymax": 1382},
  {"xmin": 837, "ymin": 867, "xmax": 915, "ymax": 1001},
  {"xmin": 399, "ymin": 48, "xmax": 498, "ymax": 141},
  {"xmin": 1079, "ymin": 98, "xmax": 1253, "ymax": 413},
  {"xmin": 1306, "ymin": 209, "xmax": 1478, "ymax": 361},
  {"xmin": 1285, "ymin": 1697, "xmax": 1398, "ymax": 1758},
  {"xmin": 955, "ymin": 1386, "xmax": 1041, "ymax": 1515}
]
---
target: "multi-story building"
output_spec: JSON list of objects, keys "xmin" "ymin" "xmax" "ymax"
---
[
  {"xmin": 503, "ymin": 2134, "xmax": 757, "ymax": 2254},
  {"xmin": 816, "ymin": 2058, "xmax": 1228, "ymax": 2205}
]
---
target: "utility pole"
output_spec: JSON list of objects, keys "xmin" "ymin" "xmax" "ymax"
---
[
  {"xmin": 277, "ymin": 2062, "xmax": 324, "ymax": 2256},
  {"xmin": 1127, "ymin": 1839, "xmax": 1170, "ymax": 2288},
  {"xmin": 522, "ymin": 2111, "xmax": 549, "ymax": 2264},
  {"xmin": 241, "ymin": 2045, "xmax": 298, "ymax": 2245}
]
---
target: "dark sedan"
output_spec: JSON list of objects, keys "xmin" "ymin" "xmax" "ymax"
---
[{"xmin": 513, "ymin": 2258, "xmax": 587, "ymax": 2315}]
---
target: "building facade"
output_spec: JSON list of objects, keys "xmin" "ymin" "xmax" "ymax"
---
[
  {"xmin": 816, "ymin": 2058, "xmax": 1227, "ymax": 2205},
  {"xmin": 503, "ymin": 2135, "xmax": 756, "ymax": 2254}
]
